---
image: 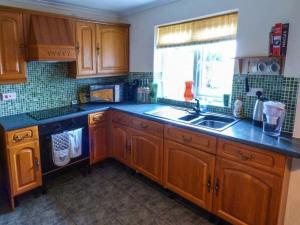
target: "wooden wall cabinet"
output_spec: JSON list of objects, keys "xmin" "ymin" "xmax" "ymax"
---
[
  {"xmin": 70, "ymin": 22, "xmax": 129, "ymax": 78},
  {"xmin": 164, "ymin": 140, "xmax": 215, "ymax": 211},
  {"xmin": 89, "ymin": 112, "xmax": 108, "ymax": 165},
  {"xmin": 0, "ymin": 10, "xmax": 26, "ymax": 84},
  {"xmin": 96, "ymin": 25, "xmax": 129, "ymax": 74},
  {"xmin": 74, "ymin": 21, "xmax": 97, "ymax": 77}
]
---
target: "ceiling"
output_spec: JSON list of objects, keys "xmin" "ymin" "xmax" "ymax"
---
[{"xmin": 36, "ymin": 0, "xmax": 179, "ymax": 15}]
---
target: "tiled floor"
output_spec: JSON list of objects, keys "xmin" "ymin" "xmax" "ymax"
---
[{"xmin": 0, "ymin": 160, "xmax": 217, "ymax": 225}]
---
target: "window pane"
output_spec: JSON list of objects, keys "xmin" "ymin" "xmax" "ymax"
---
[
  {"xmin": 196, "ymin": 40, "xmax": 236, "ymax": 98},
  {"xmin": 158, "ymin": 46, "xmax": 195, "ymax": 100}
]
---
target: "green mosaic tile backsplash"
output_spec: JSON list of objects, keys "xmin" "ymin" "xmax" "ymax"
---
[
  {"xmin": 0, "ymin": 62, "xmax": 298, "ymax": 134},
  {"xmin": 0, "ymin": 62, "xmax": 127, "ymax": 117},
  {"xmin": 158, "ymin": 74, "xmax": 299, "ymax": 134}
]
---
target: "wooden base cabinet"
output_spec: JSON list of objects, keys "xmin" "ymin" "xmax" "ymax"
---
[
  {"xmin": 131, "ymin": 129, "xmax": 163, "ymax": 184},
  {"xmin": 89, "ymin": 122, "xmax": 108, "ymax": 165},
  {"xmin": 213, "ymin": 157, "xmax": 283, "ymax": 225},
  {"xmin": 8, "ymin": 141, "xmax": 42, "ymax": 196},
  {"xmin": 164, "ymin": 140, "xmax": 215, "ymax": 211},
  {"xmin": 3, "ymin": 126, "xmax": 42, "ymax": 209},
  {"xmin": 112, "ymin": 122, "xmax": 131, "ymax": 167},
  {"xmin": 89, "ymin": 112, "xmax": 109, "ymax": 165}
]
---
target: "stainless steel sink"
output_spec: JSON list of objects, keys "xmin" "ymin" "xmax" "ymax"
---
[{"xmin": 145, "ymin": 106, "xmax": 239, "ymax": 131}]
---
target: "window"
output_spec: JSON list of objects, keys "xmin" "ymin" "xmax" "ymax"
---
[{"xmin": 154, "ymin": 12, "xmax": 238, "ymax": 105}]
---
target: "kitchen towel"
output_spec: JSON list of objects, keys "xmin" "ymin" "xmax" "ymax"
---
[
  {"xmin": 51, "ymin": 132, "xmax": 71, "ymax": 167},
  {"xmin": 68, "ymin": 128, "xmax": 82, "ymax": 159}
]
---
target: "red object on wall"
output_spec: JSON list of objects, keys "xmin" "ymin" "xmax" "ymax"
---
[
  {"xmin": 184, "ymin": 81, "xmax": 194, "ymax": 101},
  {"xmin": 272, "ymin": 23, "xmax": 283, "ymax": 56}
]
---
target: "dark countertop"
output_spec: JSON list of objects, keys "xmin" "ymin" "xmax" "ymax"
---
[{"xmin": 1, "ymin": 102, "xmax": 300, "ymax": 158}]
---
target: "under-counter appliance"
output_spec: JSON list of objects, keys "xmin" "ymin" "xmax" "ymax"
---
[
  {"xmin": 89, "ymin": 83, "xmax": 125, "ymax": 103},
  {"xmin": 27, "ymin": 106, "xmax": 89, "ymax": 176}
]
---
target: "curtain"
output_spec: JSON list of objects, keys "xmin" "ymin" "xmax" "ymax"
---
[{"xmin": 156, "ymin": 12, "xmax": 238, "ymax": 48}]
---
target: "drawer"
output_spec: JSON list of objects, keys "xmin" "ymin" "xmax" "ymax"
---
[
  {"xmin": 130, "ymin": 116, "xmax": 164, "ymax": 137},
  {"xmin": 112, "ymin": 111, "xmax": 131, "ymax": 126},
  {"xmin": 217, "ymin": 139, "xmax": 287, "ymax": 176},
  {"xmin": 6, "ymin": 126, "xmax": 38, "ymax": 146},
  {"xmin": 164, "ymin": 125, "xmax": 217, "ymax": 154},
  {"xmin": 89, "ymin": 111, "xmax": 108, "ymax": 125}
]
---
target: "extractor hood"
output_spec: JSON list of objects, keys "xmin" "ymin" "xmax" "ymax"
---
[{"xmin": 27, "ymin": 14, "xmax": 76, "ymax": 61}]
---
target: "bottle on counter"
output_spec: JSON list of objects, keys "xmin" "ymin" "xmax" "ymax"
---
[{"xmin": 233, "ymin": 97, "xmax": 244, "ymax": 118}]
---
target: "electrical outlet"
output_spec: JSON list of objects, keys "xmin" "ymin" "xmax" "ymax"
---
[
  {"xmin": 1, "ymin": 92, "xmax": 17, "ymax": 101},
  {"xmin": 246, "ymin": 88, "xmax": 263, "ymax": 97}
]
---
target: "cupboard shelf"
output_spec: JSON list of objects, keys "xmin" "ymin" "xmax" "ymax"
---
[{"xmin": 234, "ymin": 55, "xmax": 286, "ymax": 75}]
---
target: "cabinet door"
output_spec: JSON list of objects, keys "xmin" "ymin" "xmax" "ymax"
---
[
  {"xmin": 76, "ymin": 21, "xmax": 96, "ymax": 76},
  {"xmin": 164, "ymin": 140, "xmax": 215, "ymax": 211},
  {"xmin": 112, "ymin": 123, "xmax": 131, "ymax": 167},
  {"xmin": 96, "ymin": 25, "xmax": 129, "ymax": 74},
  {"xmin": 0, "ymin": 11, "xmax": 26, "ymax": 84},
  {"xmin": 130, "ymin": 129, "xmax": 163, "ymax": 184},
  {"xmin": 8, "ymin": 141, "xmax": 42, "ymax": 196},
  {"xmin": 89, "ymin": 122, "xmax": 108, "ymax": 165},
  {"xmin": 213, "ymin": 157, "xmax": 282, "ymax": 225}
]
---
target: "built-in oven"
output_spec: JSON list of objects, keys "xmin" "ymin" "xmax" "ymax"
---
[{"xmin": 38, "ymin": 115, "xmax": 89, "ymax": 176}]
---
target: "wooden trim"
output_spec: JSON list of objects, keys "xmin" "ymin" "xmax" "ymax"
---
[{"xmin": 0, "ymin": 5, "xmax": 130, "ymax": 27}]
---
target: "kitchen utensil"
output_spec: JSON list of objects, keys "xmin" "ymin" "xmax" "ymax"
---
[{"xmin": 252, "ymin": 91, "xmax": 266, "ymax": 126}]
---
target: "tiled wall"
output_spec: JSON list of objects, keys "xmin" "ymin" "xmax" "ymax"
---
[
  {"xmin": 0, "ymin": 63, "xmax": 298, "ymax": 134},
  {"xmin": 0, "ymin": 62, "xmax": 127, "ymax": 117},
  {"xmin": 158, "ymin": 74, "xmax": 299, "ymax": 134}
]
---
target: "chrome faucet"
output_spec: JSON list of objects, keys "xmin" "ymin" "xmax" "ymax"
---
[{"xmin": 193, "ymin": 98, "xmax": 201, "ymax": 114}]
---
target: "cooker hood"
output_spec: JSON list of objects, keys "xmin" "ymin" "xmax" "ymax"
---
[{"xmin": 27, "ymin": 14, "xmax": 76, "ymax": 61}]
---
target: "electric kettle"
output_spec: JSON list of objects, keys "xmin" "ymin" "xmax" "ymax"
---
[{"xmin": 252, "ymin": 91, "xmax": 267, "ymax": 126}]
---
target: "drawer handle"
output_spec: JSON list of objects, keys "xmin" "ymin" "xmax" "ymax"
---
[
  {"xmin": 93, "ymin": 115, "xmax": 102, "ymax": 121},
  {"xmin": 182, "ymin": 135, "xmax": 192, "ymax": 143},
  {"xmin": 139, "ymin": 123, "xmax": 149, "ymax": 129},
  {"xmin": 13, "ymin": 132, "xmax": 32, "ymax": 142},
  {"xmin": 238, "ymin": 151, "xmax": 255, "ymax": 161}
]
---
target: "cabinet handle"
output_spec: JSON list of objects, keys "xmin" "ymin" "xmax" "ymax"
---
[
  {"xmin": 34, "ymin": 157, "xmax": 40, "ymax": 171},
  {"xmin": 238, "ymin": 151, "xmax": 255, "ymax": 161},
  {"xmin": 139, "ymin": 123, "xmax": 149, "ymax": 129},
  {"xmin": 182, "ymin": 135, "xmax": 192, "ymax": 143},
  {"xmin": 207, "ymin": 175, "xmax": 211, "ymax": 193},
  {"xmin": 215, "ymin": 178, "xmax": 220, "ymax": 196},
  {"xmin": 75, "ymin": 42, "xmax": 80, "ymax": 55},
  {"xmin": 13, "ymin": 132, "xmax": 31, "ymax": 142},
  {"xmin": 96, "ymin": 46, "xmax": 100, "ymax": 55}
]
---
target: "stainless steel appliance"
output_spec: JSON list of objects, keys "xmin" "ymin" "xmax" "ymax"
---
[
  {"xmin": 89, "ymin": 83, "xmax": 125, "ymax": 103},
  {"xmin": 252, "ymin": 91, "xmax": 267, "ymax": 126}
]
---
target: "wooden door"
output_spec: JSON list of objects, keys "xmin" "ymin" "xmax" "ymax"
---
[
  {"xmin": 8, "ymin": 141, "xmax": 42, "ymax": 196},
  {"xmin": 76, "ymin": 21, "xmax": 96, "ymax": 76},
  {"xmin": 112, "ymin": 123, "xmax": 131, "ymax": 167},
  {"xmin": 96, "ymin": 25, "xmax": 129, "ymax": 74},
  {"xmin": 89, "ymin": 122, "xmax": 108, "ymax": 165},
  {"xmin": 130, "ymin": 129, "xmax": 163, "ymax": 184},
  {"xmin": 213, "ymin": 157, "xmax": 282, "ymax": 225},
  {"xmin": 164, "ymin": 140, "xmax": 215, "ymax": 211},
  {"xmin": 0, "ymin": 10, "xmax": 26, "ymax": 84}
]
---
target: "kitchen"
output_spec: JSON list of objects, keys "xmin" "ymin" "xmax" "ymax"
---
[{"xmin": 0, "ymin": 0, "xmax": 300, "ymax": 225}]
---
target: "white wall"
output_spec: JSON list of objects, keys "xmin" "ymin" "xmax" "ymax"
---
[{"xmin": 121, "ymin": 0, "xmax": 298, "ymax": 76}]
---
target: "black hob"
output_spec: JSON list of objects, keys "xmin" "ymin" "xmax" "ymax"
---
[{"xmin": 27, "ymin": 106, "xmax": 83, "ymax": 121}]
